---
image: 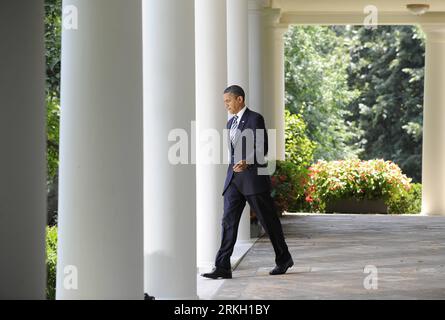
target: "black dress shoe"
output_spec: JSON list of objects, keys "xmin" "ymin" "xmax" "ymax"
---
[
  {"xmin": 269, "ymin": 258, "xmax": 294, "ymax": 275},
  {"xmin": 144, "ymin": 293, "xmax": 155, "ymax": 300},
  {"xmin": 201, "ymin": 267, "xmax": 232, "ymax": 279}
]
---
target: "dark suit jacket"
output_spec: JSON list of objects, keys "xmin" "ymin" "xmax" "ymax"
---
[{"xmin": 222, "ymin": 107, "xmax": 272, "ymax": 196}]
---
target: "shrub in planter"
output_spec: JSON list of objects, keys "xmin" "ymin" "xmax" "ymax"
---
[
  {"xmin": 325, "ymin": 197, "xmax": 388, "ymax": 214},
  {"xmin": 271, "ymin": 160, "xmax": 309, "ymax": 215},
  {"xmin": 387, "ymin": 183, "xmax": 422, "ymax": 214},
  {"xmin": 46, "ymin": 226, "xmax": 57, "ymax": 300},
  {"xmin": 304, "ymin": 158, "xmax": 412, "ymax": 213},
  {"xmin": 269, "ymin": 110, "xmax": 315, "ymax": 215}
]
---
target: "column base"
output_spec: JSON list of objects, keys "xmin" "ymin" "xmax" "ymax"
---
[
  {"xmin": 198, "ymin": 262, "xmax": 217, "ymax": 274},
  {"xmin": 421, "ymin": 211, "xmax": 445, "ymax": 216}
]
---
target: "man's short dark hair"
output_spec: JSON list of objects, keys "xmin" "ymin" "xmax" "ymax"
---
[{"xmin": 224, "ymin": 85, "xmax": 245, "ymax": 102}]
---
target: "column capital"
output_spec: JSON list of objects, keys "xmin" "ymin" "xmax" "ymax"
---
[
  {"xmin": 262, "ymin": 8, "xmax": 284, "ymax": 31},
  {"xmin": 274, "ymin": 25, "xmax": 289, "ymax": 37},
  {"xmin": 248, "ymin": 0, "xmax": 269, "ymax": 11},
  {"xmin": 263, "ymin": 7, "xmax": 281, "ymax": 25},
  {"xmin": 421, "ymin": 24, "xmax": 445, "ymax": 43}
]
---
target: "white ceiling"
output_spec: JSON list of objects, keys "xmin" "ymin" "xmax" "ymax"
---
[
  {"xmin": 268, "ymin": 0, "xmax": 445, "ymax": 25},
  {"xmin": 272, "ymin": 0, "xmax": 445, "ymax": 13}
]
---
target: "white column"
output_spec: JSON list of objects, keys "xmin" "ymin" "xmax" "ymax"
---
[
  {"xmin": 196, "ymin": 0, "xmax": 228, "ymax": 271},
  {"xmin": 143, "ymin": 0, "xmax": 197, "ymax": 299},
  {"xmin": 421, "ymin": 25, "xmax": 445, "ymax": 216},
  {"xmin": 273, "ymin": 27, "xmax": 287, "ymax": 161},
  {"xmin": 56, "ymin": 0, "xmax": 144, "ymax": 299},
  {"xmin": 248, "ymin": 0, "xmax": 265, "ymax": 115},
  {"xmin": 227, "ymin": 0, "xmax": 249, "ymax": 93},
  {"xmin": 262, "ymin": 8, "xmax": 282, "ymax": 161},
  {"xmin": 227, "ymin": 0, "xmax": 250, "ymax": 242},
  {"xmin": 0, "ymin": 0, "xmax": 46, "ymax": 299}
]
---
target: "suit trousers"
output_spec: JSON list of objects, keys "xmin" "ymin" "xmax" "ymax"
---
[{"xmin": 215, "ymin": 177, "xmax": 292, "ymax": 270}]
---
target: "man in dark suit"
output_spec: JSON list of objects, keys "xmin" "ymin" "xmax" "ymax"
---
[{"xmin": 201, "ymin": 85, "xmax": 293, "ymax": 280}]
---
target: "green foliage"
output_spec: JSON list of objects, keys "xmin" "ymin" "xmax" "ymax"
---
[
  {"xmin": 45, "ymin": 0, "xmax": 61, "ymax": 183},
  {"xmin": 284, "ymin": 25, "xmax": 425, "ymax": 183},
  {"xmin": 284, "ymin": 26, "xmax": 364, "ymax": 161},
  {"xmin": 45, "ymin": 0, "xmax": 62, "ymax": 223},
  {"xmin": 387, "ymin": 183, "xmax": 422, "ymax": 214},
  {"xmin": 45, "ymin": 0, "xmax": 62, "ymax": 98},
  {"xmin": 46, "ymin": 96, "xmax": 60, "ymax": 181},
  {"xmin": 270, "ymin": 112, "xmax": 314, "ymax": 214},
  {"xmin": 345, "ymin": 26, "xmax": 425, "ymax": 182},
  {"xmin": 284, "ymin": 109, "xmax": 316, "ymax": 167},
  {"xmin": 304, "ymin": 159, "xmax": 413, "ymax": 213},
  {"xmin": 271, "ymin": 160, "xmax": 310, "ymax": 215},
  {"xmin": 46, "ymin": 226, "xmax": 58, "ymax": 300}
]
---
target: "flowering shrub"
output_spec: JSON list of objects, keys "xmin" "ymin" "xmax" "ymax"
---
[
  {"xmin": 304, "ymin": 159, "xmax": 413, "ymax": 212},
  {"xmin": 269, "ymin": 111, "xmax": 315, "ymax": 215},
  {"xmin": 271, "ymin": 160, "xmax": 309, "ymax": 215},
  {"xmin": 387, "ymin": 183, "xmax": 422, "ymax": 214}
]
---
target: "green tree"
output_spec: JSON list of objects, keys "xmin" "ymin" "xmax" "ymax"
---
[
  {"xmin": 346, "ymin": 25, "xmax": 425, "ymax": 182},
  {"xmin": 45, "ymin": 0, "xmax": 62, "ymax": 224},
  {"xmin": 284, "ymin": 25, "xmax": 363, "ymax": 162}
]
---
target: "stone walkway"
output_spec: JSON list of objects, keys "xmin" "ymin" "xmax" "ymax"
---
[{"xmin": 208, "ymin": 214, "xmax": 445, "ymax": 299}]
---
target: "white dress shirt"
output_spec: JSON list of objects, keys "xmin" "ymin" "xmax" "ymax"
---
[{"xmin": 232, "ymin": 105, "xmax": 247, "ymax": 122}]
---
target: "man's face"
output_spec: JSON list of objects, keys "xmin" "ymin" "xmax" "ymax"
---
[{"xmin": 223, "ymin": 93, "xmax": 244, "ymax": 115}]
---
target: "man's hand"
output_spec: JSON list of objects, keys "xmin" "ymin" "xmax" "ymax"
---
[{"xmin": 233, "ymin": 160, "xmax": 249, "ymax": 173}]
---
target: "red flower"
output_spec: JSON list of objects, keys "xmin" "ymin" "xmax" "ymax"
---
[
  {"xmin": 279, "ymin": 175, "xmax": 286, "ymax": 182},
  {"xmin": 271, "ymin": 176, "xmax": 277, "ymax": 186},
  {"xmin": 305, "ymin": 195, "xmax": 314, "ymax": 203}
]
